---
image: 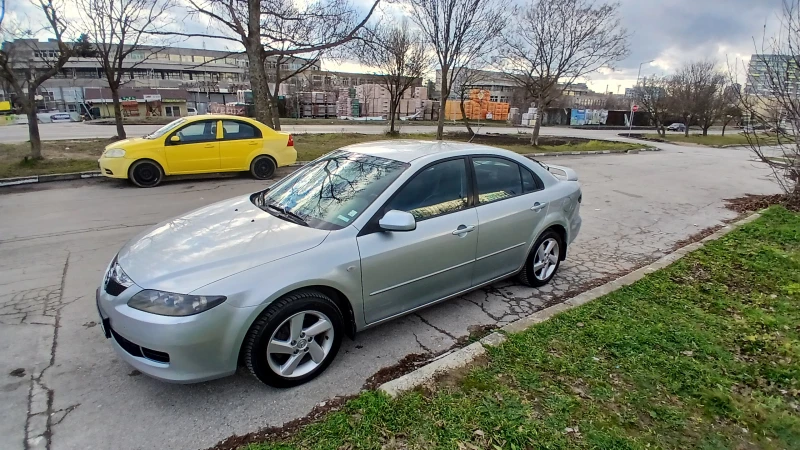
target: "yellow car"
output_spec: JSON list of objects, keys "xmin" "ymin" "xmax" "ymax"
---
[{"xmin": 98, "ymin": 115, "xmax": 297, "ymax": 187}]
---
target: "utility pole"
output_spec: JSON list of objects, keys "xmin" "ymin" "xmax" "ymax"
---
[{"xmin": 628, "ymin": 59, "xmax": 654, "ymax": 136}]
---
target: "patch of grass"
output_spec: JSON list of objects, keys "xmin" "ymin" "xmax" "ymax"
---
[
  {"xmin": 0, "ymin": 139, "xmax": 111, "ymax": 178},
  {"xmin": 643, "ymin": 132, "xmax": 787, "ymax": 147},
  {"xmin": 294, "ymin": 133, "xmax": 644, "ymax": 161},
  {"xmin": 247, "ymin": 206, "xmax": 800, "ymax": 450}
]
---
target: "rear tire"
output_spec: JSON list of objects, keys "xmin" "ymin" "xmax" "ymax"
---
[
  {"xmin": 250, "ymin": 156, "xmax": 276, "ymax": 180},
  {"xmin": 243, "ymin": 290, "xmax": 344, "ymax": 388},
  {"xmin": 128, "ymin": 160, "xmax": 164, "ymax": 188},
  {"xmin": 519, "ymin": 230, "xmax": 564, "ymax": 287}
]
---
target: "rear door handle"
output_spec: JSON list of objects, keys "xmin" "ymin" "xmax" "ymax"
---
[
  {"xmin": 452, "ymin": 225, "xmax": 476, "ymax": 235},
  {"xmin": 531, "ymin": 202, "xmax": 548, "ymax": 212},
  {"xmin": 248, "ymin": 141, "xmax": 258, "ymax": 146}
]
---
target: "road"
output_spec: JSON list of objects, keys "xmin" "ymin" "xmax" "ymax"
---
[
  {"xmin": 0, "ymin": 135, "xmax": 780, "ymax": 450},
  {"xmin": 0, "ymin": 120, "xmax": 726, "ymax": 144}
]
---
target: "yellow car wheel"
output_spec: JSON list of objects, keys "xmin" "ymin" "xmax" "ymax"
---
[
  {"xmin": 250, "ymin": 155, "xmax": 277, "ymax": 180},
  {"xmin": 129, "ymin": 159, "xmax": 164, "ymax": 188}
]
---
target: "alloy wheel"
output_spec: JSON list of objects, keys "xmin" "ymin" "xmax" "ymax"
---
[
  {"xmin": 533, "ymin": 237, "xmax": 560, "ymax": 281},
  {"xmin": 266, "ymin": 310, "xmax": 334, "ymax": 378}
]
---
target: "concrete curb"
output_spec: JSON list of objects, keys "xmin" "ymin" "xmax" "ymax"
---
[
  {"xmin": 378, "ymin": 212, "xmax": 762, "ymax": 397},
  {"xmin": 0, "ymin": 171, "xmax": 102, "ymax": 187},
  {"xmin": 0, "ymin": 146, "xmax": 658, "ymax": 188}
]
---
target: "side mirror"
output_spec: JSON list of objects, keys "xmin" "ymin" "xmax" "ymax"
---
[
  {"xmin": 379, "ymin": 210, "xmax": 416, "ymax": 232},
  {"xmin": 169, "ymin": 135, "xmax": 181, "ymax": 143}
]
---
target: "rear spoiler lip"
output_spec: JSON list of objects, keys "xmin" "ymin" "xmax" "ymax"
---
[{"xmin": 546, "ymin": 164, "xmax": 579, "ymax": 182}]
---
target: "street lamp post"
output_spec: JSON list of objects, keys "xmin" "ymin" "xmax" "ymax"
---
[{"xmin": 628, "ymin": 59, "xmax": 655, "ymax": 136}]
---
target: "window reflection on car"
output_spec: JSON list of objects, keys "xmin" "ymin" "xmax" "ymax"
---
[
  {"xmin": 386, "ymin": 159, "xmax": 468, "ymax": 220},
  {"xmin": 251, "ymin": 151, "xmax": 409, "ymax": 230}
]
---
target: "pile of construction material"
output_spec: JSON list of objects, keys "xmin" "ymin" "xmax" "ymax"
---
[
  {"xmin": 298, "ymin": 92, "xmax": 337, "ymax": 118},
  {"xmin": 335, "ymin": 84, "xmax": 434, "ymax": 120},
  {"xmin": 443, "ymin": 89, "xmax": 510, "ymax": 121},
  {"xmin": 520, "ymin": 106, "xmax": 538, "ymax": 127}
]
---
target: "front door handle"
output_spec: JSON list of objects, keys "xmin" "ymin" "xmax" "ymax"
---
[
  {"xmin": 452, "ymin": 225, "xmax": 476, "ymax": 235},
  {"xmin": 531, "ymin": 202, "xmax": 548, "ymax": 212},
  {"xmin": 204, "ymin": 144, "xmax": 215, "ymax": 148}
]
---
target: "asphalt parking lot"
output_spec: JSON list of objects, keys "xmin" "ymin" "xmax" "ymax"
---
[{"xmin": 0, "ymin": 141, "xmax": 779, "ymax": 450}]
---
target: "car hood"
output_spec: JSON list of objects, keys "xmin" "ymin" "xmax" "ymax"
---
[
  {"xmin": 104, "ymin": 137, "xmax": 154, "ymax": 152},
  {"xmin": 117, "ymin": 196, "xmax": 330, "ymax": 293}
]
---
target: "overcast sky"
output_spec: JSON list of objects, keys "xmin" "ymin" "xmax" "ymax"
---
[{"xmin": 5, "ymin": 0, "xmax": 790, "ymax": 93}]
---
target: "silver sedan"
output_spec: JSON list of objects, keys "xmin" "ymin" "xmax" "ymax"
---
[{"xmin": 96, "ymin": 140, "xmax": 582, "ymax": 387}]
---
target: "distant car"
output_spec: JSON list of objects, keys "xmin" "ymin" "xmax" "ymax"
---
[
  {"xmin": 98, "ymin": 115, "xmax": 296, "ymax": 187},
  {"xmin": 95, "ymin": 141, "xmax": 583, "ymax": 387},
  {"xmin": 666, "ymin": 123, "xmax": 686, "ymax": 132},
  {"xmin": 186, "ymin": 107, "xmax": 198, "ymax": 116}
]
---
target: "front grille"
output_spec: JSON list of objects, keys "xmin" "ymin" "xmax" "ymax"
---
[
  {"xmin": 104, "ymin": 278, "xmax": 127, "ymax": 296},
  {"xmin": 110, "ymin": 326, "xmax": 170, "ymax": 364}
]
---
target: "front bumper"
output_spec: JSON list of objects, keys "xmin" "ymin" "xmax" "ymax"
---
[
  {"xmin": 97, "ymin": 157, "xmax": 134, "ymax": 179},
  {"xmin": 96, "ymin": 286, "xmax": 257, "ymax": 383}
]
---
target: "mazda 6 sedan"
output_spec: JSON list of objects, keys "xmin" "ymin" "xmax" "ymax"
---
[{"xmin": 96, "ymin": 140, "xmax": 582, "ymax": 387}]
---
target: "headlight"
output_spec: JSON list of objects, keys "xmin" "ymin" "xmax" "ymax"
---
[
  {"xmin": 127, "ymin": 290, "xmax": 226, "ymax": 316},
  {"xmin": 105, "ymin": 256, "xmax": 133, "ymax": 289},
  {"xmin": 104, "ymin": 148, "xmax": 126, "ymax": 158}
]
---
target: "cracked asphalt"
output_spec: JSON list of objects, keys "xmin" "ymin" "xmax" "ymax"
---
[{"xmin": 0, "ymin": 130, "xmax": 781, "ymax": 450}]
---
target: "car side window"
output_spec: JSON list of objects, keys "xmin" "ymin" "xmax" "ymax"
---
[
  {"xmin": 222, "ymin": 120, "xmax": 262, "ymax": 140},
  {"xmin": 385, "ymin": 159, "xmax": 469, "ymax": 221},
  {"xmin": 472, "ymin": 157, "xmax": 524, "ymax": 204},
  {"xmin": 172, "ymin": 121, "xmax": 216, "ymax": 144},
  {"xmin": 520, "ymin": 166, "xmax": 541, "ymax": 193}
]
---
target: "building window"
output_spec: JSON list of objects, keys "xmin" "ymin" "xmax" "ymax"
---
[
  {"xmin": 181, "ymin": 55, "xmax": 192, "ymax": 62},
  {"xmin": 165, "ymin": 106, "xmax": 181, "ymax": 117},
  {"xmin": 169, "ymin": 54, "xmax": 180, "ymax": 61}
]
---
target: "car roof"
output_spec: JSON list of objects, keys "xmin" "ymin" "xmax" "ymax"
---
[{"xmin": 339, "ymin": 140, "xmax": 514, "ymax": 163}]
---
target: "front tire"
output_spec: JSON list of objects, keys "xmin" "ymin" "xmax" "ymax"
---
[
  {"xmin": 250, "ymin": 155, "xmax": 276, "ymax": 180},
  {"xmin": 128, "ymin": 160, "xmax": 164, "ymax": 188},
  {"xmin": 243, "ymin": 290, "xmax": 344, "ymax": 388},
  {"xmin": 519, "ymin": 230, "xmax": 564, "ymax": 287}
]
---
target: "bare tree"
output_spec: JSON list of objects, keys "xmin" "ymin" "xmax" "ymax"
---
[
  {"xmin": 667, "ymin": 61, "xmax": 725, "ymax": 137},
  {"xmin": 635, "ymin": 75, "xmax": 670, "ymax": 137},
  {"xmin": 77, "ymin": 0, "xmax": 174, "ymax": 139},
  {"xmin": 450, "ymin": 67, "xmax": 490, "ymax": 135},
  {"xmin": 159, "ymin": 0, "xmax": 378, "ymax": 129},
  {"xmin": 735, "ymin": 0, "xmax": 800, "ymax": 204},
  {"xmin": 407, "ymin": 0, "xmax": 508, "ymax": 140},
  {"xmin": 502, "ymin": 0, "xmax": 628, "ymax": 145},
  {"xmin": 358, "ymin": 22, "xmax": 429, "ymax": 135},
  {"xmin": 693, "ymin": 63, "xmax": 726, "ymax": 136},
  {"xmin": 0, "ymin": 0, "xmax": 74, "ymax": 159}
]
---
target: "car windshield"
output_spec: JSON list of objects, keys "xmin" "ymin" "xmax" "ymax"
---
[
  {"xmin": 144, "ymin": 118, "xmax": 187, "ymax": 139},
  {"xmin": 251, "ymin": 150, "xmax": 409, "ymax": 230}
]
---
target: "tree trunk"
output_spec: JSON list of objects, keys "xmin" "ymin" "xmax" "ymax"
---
[
  {"xmin": 27, "ymin": 109, "xmax": 43, "ymax": 160},
  {"xmin": 683, "ymin": 117, "xmax": 690, "ymax": 137},
  {"xmin": 389, "ymin": 97, "xmax": 398, "ymax": 135},
  {"xmin": 721, "ymin": 122, "xmax": 728, "ymax": 136},
  {"xmin": 110, "ymin": 86, "xmax": 126, "ymax": 139},
  {"xmin": 269, "ymin": 83, "xmax": 282, "ymax": 130},
  {"xmin": 702, "ymin": 124, "xmax": 709, "ymax": 136},
  {"xmin": 656, "ymin": 119, "xmax": 663, "ymax": 137},
  {"xmin": 247, "ymin": 50, "xmax": 274, "ymax": 127},
  {"xmin": 459, "ymin": 98, "xmax": 474, "ymax": 135},
  {"xmin": 436, "ymin": 70, "xmax": 448, "ymax": 140},
  {"xmin": 531, "ymin": 98, "xmax": 543, "ymax": 146}
]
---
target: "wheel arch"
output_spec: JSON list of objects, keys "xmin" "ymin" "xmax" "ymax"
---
[
  {"xmin": 127, "ymin": 158, "xmax": 165, "ymax": 179},
  {"xmin": 249, "ymin": 153, "xmax": 278, "ymax": 170},
  {"xmin": 236, "ymin": 284, "xmax": 357, "ymax": 365}
]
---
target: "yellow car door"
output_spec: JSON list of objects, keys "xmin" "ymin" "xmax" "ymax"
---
[
  {"xmin": 165, "ymin": 119, "xmax": 221, "ymax": 173},
  {"xmin": 219, "ymin": 119, "xmax": 263, "ymax": 171}
]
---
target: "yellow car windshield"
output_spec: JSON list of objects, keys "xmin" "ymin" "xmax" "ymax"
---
[{"xmin": 145, "ymin": 118, "xmax": 187, "ymax": 139}]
